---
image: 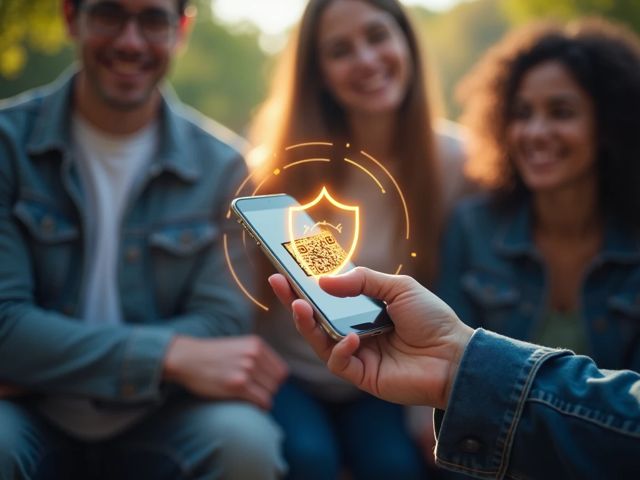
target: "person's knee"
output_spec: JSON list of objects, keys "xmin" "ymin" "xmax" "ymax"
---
[{"xmin": 188, "ymin": 402, "xmax": 286, "ymax": 480}]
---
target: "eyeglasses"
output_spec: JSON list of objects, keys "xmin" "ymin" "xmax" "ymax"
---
[{"xmin": 80, "ymin": 1, "xmax": 180, "ymax": 43}]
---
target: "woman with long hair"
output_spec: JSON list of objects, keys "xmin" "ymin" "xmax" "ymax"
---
[
  {"xmin": 440, "ymin": 18, "xmax": 640, "ymax": 381},
  {"xmin": 248, "ymin": 0, "xmax": 468, "ymax": 478}
]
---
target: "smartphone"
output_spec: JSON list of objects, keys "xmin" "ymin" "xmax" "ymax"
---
[{"xmin": 231, "ymin": 193, "xmax": 393, "ymax": 340}]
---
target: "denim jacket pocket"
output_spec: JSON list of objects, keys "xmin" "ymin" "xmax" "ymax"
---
[
  {"xmin": 14, "ymin": 199, "xmax": 79, "ymax": 244},
  {"xmin": 149, "ymin": 221, "xmax": 219, "ymax": 256},
  {"xmin": 461, "ymin": 270, "xmax": 521, "ymax": 332},
  {"xmin": 13, "ymin": 198, "xmax": 80, "ymax": 299},
  {"xmin": 148, "ymin": 220, "xmax": 219, "ymax": 314}
]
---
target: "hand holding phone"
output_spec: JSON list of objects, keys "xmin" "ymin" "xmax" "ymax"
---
[{"xmin": 231, "ymin": 194, "xmax": 393, "ymax": 340}]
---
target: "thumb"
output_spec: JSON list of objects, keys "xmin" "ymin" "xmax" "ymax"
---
[{"xmin": 319, "ymin": 267, "xmax": 415, "ymax": 304}]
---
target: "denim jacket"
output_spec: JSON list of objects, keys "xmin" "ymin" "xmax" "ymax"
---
[
  {"xmin": 434, "ymin": 329, "xmax": 640, "ymax": 479},
  {"xmin": 438, "ymin": 195, "xmax": 640, "ymax": 372},
  {"xmin": 0, "ymin": 73, "xmax": 251, "ymax": 403}
]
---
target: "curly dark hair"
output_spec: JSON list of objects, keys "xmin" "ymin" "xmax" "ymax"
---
[
  {"xmin": 69, "ymin": 0, "xmax": 189, "ymax": 15},
  {"xmin": 457, "ymin": 18, "xmax": 640, "ymax": 227}
]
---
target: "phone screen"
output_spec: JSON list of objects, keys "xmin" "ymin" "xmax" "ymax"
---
[{"xmin": 233, "ymin": 195, "xmax": 391, "ymax": 337}]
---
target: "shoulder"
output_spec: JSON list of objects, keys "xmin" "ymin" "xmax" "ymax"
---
[
  {"xmin": 434, "ymin": 119, "xmax": 467, "ymax": 165},
  {"xmin": 448, "ymin": 194, "xmax": 502, "ymax": 233},
  {"xmin": 433, "ymin": 119, "xmax": 476, "ymax": 209},
  {"xmin": 174, "ymin": 103, "xmax": 247, "ymax": 154},
  {"xmin": 0, "ymin": 85, "xmax": 50, "ymax": 138},
  {"xmin": 178, "ymin": 103, "xmax": 248, "ymax": 153},
  {"xmin": 165, "ymin": 99, "xmax": 249, "ymax": 178}
]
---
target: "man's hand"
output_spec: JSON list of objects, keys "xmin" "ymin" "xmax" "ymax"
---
[
  {"xmin": 163, "ymin": 335, "xmax": 288, "ymax": 410},
  {"xmin": 269, "ymin": 267, "xmax": 473, "ymax": 410}
]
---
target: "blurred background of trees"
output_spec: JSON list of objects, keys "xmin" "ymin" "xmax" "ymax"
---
[{"xmin": 1, "ymin": 0, "xmax": 639, "ymax": 133}]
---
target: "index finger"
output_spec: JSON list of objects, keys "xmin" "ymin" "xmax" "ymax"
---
[
  {"xmin": 291, "ymin": 299, "xmax": 335, "ymax": 363},
  {"xmin": 268, "ymin": 274, "xmax": 298, "ymax": 309}
]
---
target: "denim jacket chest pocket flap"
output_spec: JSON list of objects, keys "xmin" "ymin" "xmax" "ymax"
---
[
  {"xmin": 13, "ymin": 198, "xmax": 79, "ymax": 243},
  {"xmin": 608, "ymin": 291, "xmax": 640, "ymax": 318},
  {"xmin": 147, "ymin": 221, "xmax": 220, "ymax": 316},
  {"xmin": 12, "ymin": 198, "xmax": 80, "ymax": 297},
  {"xmin": 149, "ymin": 221, "xmax": 219, "ymax": 256}
]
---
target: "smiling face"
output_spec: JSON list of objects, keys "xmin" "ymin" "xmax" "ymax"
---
[
  {"xmin": 66, "ymin": 0, "xmax": 184, "ymax": 113},
  {"xmin": 316, "ymin": 0, "xmax": 412, "ymax": 117},
  {"xmin": 507, "ymin": 60, "xmax": 598, "ymax": 194}
]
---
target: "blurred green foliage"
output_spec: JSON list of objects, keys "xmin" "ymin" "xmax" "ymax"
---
[
  {"xmin": 169, "ymin": 5, "xmax": 268, "ymax": 134},
  {"xmin": 1, "ymin": 0, "xmax": 639, "ymax": 131},
  {"xmin": 413, "ymin": 0, "xmax": 509, "ymax": 119},
  {"xmin": 0, "ymin": 0, "xmax": 67, "ymax": 78},
  {"xmin": 501, "ymin": 0, "xmax": 640, "ymax": 32}
]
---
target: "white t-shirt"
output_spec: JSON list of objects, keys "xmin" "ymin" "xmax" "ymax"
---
[{"xmin": 37, "ymin": 115, "xmax": 159, "ymax": 440}]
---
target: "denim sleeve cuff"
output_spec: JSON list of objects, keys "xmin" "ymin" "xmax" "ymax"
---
[
  {"xmin": 434, "ymin": 328, "xmax": 566, "ymax": 478},
  {"xmin": 118, "ymin": 326, "xmax": 175, "ymax": 402}
]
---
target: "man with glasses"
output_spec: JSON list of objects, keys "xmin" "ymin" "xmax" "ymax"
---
[{"xmin": 0, "ymin": 1, "xmax": 287, "ymax": 478}]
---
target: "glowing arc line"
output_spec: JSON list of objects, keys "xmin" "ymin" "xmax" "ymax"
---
[
  {"xmin": 252, "ymin": 175, "xmax": 273, "ymax": 196},
  {"xmin": 283, "ymin": 158, "xmax": 331, "ymax": 169},
  {"xmin": 223, "ymin": 234, "xmax": 269, "ymax": 311},
  {"xmin": 285, "ymin": 142, "xmax": 333, "ymax": 150},
  {"xmin": 360, "ymin": 150, "xmax": 410, "ymax": 240},
  {"xmin": 344, "ymin": 157, "xmax": 386, "ymax": 193}
]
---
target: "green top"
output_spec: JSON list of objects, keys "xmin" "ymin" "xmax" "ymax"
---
[{"xmin": 536, "ymin": 310, "xmax": 589, "ymax": 355}]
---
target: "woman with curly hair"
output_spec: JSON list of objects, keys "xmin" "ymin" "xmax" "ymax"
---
[{"xmin": 439, "ymin": 18, "xmax": 640, "ymax": 375}]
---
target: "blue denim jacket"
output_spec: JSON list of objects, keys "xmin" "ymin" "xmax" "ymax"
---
[
  {"xmin": 434, "ymin": 328, "xmax": 640, "ymax": 479},
  {"xmin": 438, "ymin": 195, "xmax": 640, "ymax": 372},
  {"xmin": 0, "ymin": 73, "xmax": 251, "ymax": 403}
]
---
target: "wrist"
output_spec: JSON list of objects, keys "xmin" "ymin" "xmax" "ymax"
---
[
  {"xmin": 441, "ymin": 323, "xmax": 474, "ymax": 408},
  {"xmin": 163, "ymin": 335, "xmax": 188, "ymax": 382}
]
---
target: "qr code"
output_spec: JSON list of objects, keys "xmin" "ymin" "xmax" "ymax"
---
[{"xmin": 283, "ymin": 230, "xmax": 348, "ymax": 276}]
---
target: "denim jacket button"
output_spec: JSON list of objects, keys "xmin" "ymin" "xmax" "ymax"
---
[
  {"xmin": 121, "ymin": 384, "xmax": 136, "ymax": 397},
  {"xmin": 40, "ymin": 215, "xmax": 56, "ymax": 233},
  {"xmin": 125, "ymin": 246, "xmax": 141, "ymax": 263},
  {"xmin": 180, "ymin": 231, "xmax": 194, "ymax": 245},
  {"xmin": 593, "ymin": 317, "xmax": 608, "ymax": 332},
  {"xmin": 62, "ymin": 304, "xmax": 75, "ymax": 316},
  {"xmin": 459, "ymin": 437, "xmax": 482, "ymax": 453}
]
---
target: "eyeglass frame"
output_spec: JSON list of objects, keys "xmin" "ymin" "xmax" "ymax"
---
[{"xmin": 78, "ymin": 1, "xmax": 182, "ymax": 44}]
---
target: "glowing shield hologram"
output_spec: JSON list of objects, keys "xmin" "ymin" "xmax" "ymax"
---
[{"xmin": 287, "ymin": 186, "xmax": 359, "ymax": 278}]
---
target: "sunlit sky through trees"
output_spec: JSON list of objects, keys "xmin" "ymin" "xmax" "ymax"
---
[{"xmin": 212, "ymin": 0, "xmax": 467, "ymax": 35}]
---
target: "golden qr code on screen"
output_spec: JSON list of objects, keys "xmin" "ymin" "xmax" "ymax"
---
[{"xmin": 283, "ymin": 230, "xmax": 348, "ymax": 276}]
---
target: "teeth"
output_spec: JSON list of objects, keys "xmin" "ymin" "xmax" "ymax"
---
[
  {"xmin": 357, "ymin": 73, "xmax": 388, "ymax": 93},
  {"xmin": 111, "ymin": 60, "xmax": 143, "ymax": 76},
  {"xmin": 524, "ymin": 150, "xmax": 557, "ymax": 166}
]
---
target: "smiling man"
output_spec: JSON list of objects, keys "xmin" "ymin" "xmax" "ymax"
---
[{"xmin": 0, "ymin": 1, "xmax": 287, "ymax": 478}]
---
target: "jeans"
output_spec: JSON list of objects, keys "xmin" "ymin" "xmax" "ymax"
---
[
  {"xmin": 0, "ymin": 397, "xmax": 285, "ymax": 480},
  {"xmin": 272, "ymin": 380, "xmax": 426, "ymax": 480}
]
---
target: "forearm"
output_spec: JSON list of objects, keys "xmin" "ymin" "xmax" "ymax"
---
[
  {"xmin": 0, "ymin": 301, "xmax": 173, "ymax": 402},
  {"xmin": 434, "ymin": 329, "xmax": 640, "ymax": 479}
]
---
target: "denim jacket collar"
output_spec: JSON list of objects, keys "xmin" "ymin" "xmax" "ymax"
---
[
  {"xmin": 26, "ymin": 69, "xmax": 200, "ymax": 183},
  {"xmin": 493, "ymin": 199, "xmax": 640, "ymax": 264}
]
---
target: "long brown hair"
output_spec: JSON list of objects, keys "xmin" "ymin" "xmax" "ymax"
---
[{"xmin": 249, "ymin": 0, "xmax": 443, "ymax": 284}]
